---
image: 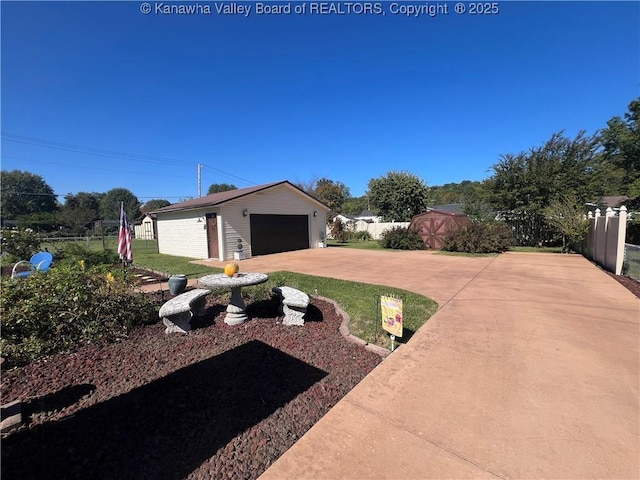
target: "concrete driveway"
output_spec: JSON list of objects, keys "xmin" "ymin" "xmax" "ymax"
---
[{"xmin": 196, "ymin": 248, "xmax": 639, "ymax": 479}]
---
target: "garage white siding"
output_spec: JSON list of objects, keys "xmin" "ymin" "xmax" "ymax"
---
[
  {"xmin": 154, "ymin": 181, "xmax": 329, "ymax": 261},
  {"xmin": 156, "ymin": 209, "xmax": 212, "ymax": 259},
  {"xmin": 219, "ymin": 183, "xmax": 327, "ymax": 260}
]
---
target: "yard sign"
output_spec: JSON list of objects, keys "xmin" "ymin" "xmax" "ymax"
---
[{"xmin": 380, "ymin": 295, "xmax": 403, "ymax": 338}]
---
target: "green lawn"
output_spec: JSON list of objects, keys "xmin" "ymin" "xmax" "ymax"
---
[
  {"xmin": 327, "ymin": 239, "xmax": 383, "ymax": 250},
  {"xmin": 510, "ymin": 246, "xmax": 564, "ymax": 253},
  {"xmin": 131, "ymin": 240, "xmax": 223, "ymax": 277},
  {"xmin": 435, "ymin": 251, "xmax": 498, "ymax": 257}
]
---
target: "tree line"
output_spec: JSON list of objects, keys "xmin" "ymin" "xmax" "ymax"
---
[{"xmin": 2, "ymin": 97, "xmax": 637, "ymax": 244}]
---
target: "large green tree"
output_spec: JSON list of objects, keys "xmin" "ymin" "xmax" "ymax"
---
[
  {"xmin": 99, "ymin": 188, "xmax": 140, "ymax": 222},
  {"xmin": 1, "ymin": 170, "xmax": 58, "ymax": 219},
  {"xmin": 142, "ymin": 199, "xmax": 171, "ymax": 213},
  {"xmin": 342, "ymin": 195, "xmax": 370, "ymax": 215},
  {"xmin": 207, "ymin": 183, "xmax": 237, "ymax": 195},
  {"xmin": 296, "ymin": 177, "xmax": 351, "ymax": 219},
  {"xmin": 600, "ymin": 97, "xmax": 640, "ymax": 195},
  {"xmin": 486, "ymin": 131, "xmax": 601, "ymax": 246},
  {"xmin": 58, "ymin": 192, "xmax": 103, "ymax": 235},
  {"xmin": 429, "ymin": 180, "xmax": 485, "ymax": 205},
  {"xmin": 313, "ymin": 178, "xmax": 350, "ymax": 213},
  {"xmin": 367, "ymin": 171, "xmax": 429, "ymax": 222}
]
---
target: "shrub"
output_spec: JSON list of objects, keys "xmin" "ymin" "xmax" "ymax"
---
[
  {"xmin": 0, "ymin": 263, "xmax": 157, "ymax": 368},
  {"xmin": 354, "ymin": 230, "xmax": 373, "ymax": 241},
  {"xmin": 330, "ymin": 218, "xmax": 354, "ymax": 242},
  {"xmin": 379, "ymin": 227, "xmax": 426, "ymax": 250},
  {"xmin": 1, "ymin": 228, "xmax": 41, "ymax": 259},
  {"xmin": 441, "ymin": 221, "xmax": 513, "ymax": 253},
  {"xmin": 51, "ymin": 242, "xmax": 120, "ymax": 268}
]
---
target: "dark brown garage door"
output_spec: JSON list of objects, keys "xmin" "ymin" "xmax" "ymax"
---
[{"xmin": 250, "ymin": 214, "xmax": 309, "ymax": 256}]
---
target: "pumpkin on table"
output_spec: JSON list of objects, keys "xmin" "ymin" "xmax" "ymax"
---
[{"xmin": 224, "ymin": 263, "xmax": 239, "ymax": 277}]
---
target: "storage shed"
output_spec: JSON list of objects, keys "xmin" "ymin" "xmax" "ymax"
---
[
  {"xmin": 152, "ymin": 181, "xmax": 330, "ymax": 260},
  {"xmin": 134, "ymin": 214, "xmax": 156, "ymax": 240},
  {"xmin": 408, "ymin": 209, "xmax": 471, "ymax": 249}
]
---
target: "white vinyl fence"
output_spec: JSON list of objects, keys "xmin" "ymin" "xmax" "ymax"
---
[
  {"xmin": 354, "ymin": 220, "xmax": 410, "ymax": 240},
  {"xmin": 583, "ymin": 207, "xmax": 627, "ymax": 275}
]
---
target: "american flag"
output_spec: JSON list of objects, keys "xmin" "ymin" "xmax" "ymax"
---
[{"xmin": 117, "ymin": 202, "xmax": 133, "ymax": 263}]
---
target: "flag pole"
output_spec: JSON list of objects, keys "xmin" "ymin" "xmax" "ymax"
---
[{"xmin": 117, "ymin": 201, "xmax": 133, "ymax": 270}]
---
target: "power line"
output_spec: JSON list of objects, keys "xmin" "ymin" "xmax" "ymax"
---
[
  {"xmin": 2, "ymin": 133, "xmax": 194, "ymax": 166},
  {"xmin": 2, "ymin": 190, "xmax": 197, "ymax": 201},
  {"xmin": 1, "ymin": 155, "xmax": 193, "ymax": 179},
  {"xmin": 2, "ymin": 133, "xmax": 260, "ymax": 185},
  {"xmin": 200, "ymin": 163, "xmax": 257, "ymax": 186}
]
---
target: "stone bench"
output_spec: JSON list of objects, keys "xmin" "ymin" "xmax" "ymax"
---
[
  {"xmin": 159, "ymin": 289, "xmax": 211, "ymax": 334},
  {"xmin": 272, "ymin": 286, "xmax": 310, "ymax": 326}
]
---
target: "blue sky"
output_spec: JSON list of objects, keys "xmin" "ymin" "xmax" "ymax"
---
[{"xmin": 1, "ymin": 1, "xmax": 638, "ymax": 203}]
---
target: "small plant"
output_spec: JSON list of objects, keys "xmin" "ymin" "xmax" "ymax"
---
[
  {"xmin": 441, "ymin": 221, "xmax": 513, "ymax": 253},
  {"xmin": 354, "ymin": 230, "xmax": 373, "ymax": 241},
  {"xmin": 329, "ymin": 218, "xmax": 354, "ymax": 243},
  {"xmin": 379, "ymin": 227, "xmax": 425, "ymax": 250},
  {"xmin": 1, "ymin": 227, "xmax": 41, "ymax": 259},
  {"xmin": 51, "ymin": 242, "xmax": 120, "ymax": 268}
]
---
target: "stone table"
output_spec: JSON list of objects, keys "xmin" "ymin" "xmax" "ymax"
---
[{"xmin": 198, "ymin": 272, "xmax": 269, "ymax": 325}]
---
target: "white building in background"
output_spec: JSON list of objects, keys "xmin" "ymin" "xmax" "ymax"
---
[{"xmin": 134, "ymin": 214, "xmax": 156, "ymax": 240}]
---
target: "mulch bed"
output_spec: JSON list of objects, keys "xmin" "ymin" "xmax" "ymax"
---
[{"xmin": 607, "ymin": 272, "xmax": 640, "ymax": 298}]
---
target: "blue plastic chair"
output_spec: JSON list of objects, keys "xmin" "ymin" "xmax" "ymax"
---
[{"xmin": 11, "ymin": 252, "xmax": 54, "ymax": 278}]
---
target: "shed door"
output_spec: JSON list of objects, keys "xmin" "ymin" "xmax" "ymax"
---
[{"xmin": 250, "ymin": 214, "xmax": 309, "ymax": 256}]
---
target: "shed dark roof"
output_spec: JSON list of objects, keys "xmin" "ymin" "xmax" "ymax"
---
[
  {"xmin": 357, "ymin": 210, "xmax": 377, "ymax": 217},
  {"xmin": 599, "ymin": 196, "xmax": 629, "ymax": 207},
  {"xmin": 152, "ymin": 180, "xmax": 329, "ymax": 214},
  {"xmin": 420, "ymin": 208, "xmax": 469, "ymax": 217}
]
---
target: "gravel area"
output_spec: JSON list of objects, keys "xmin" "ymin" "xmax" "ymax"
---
[{"xmin": 1, "ymin": 295, "xmax": 382, "ymax": 480}]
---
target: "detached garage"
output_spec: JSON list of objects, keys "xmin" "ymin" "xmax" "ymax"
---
[{"xmin": 152, "ymin": 181, "xmax": 330, "ymax": 260}]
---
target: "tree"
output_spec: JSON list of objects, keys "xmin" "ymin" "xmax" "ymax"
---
[
  {"xmin": 544, "ymin": 194, "xmax": 590, "ymax": 253},
  {"xmin": 294, "ymin": 176, "xmax": 319, "ymax": 196},
  {"xmin": 329, "ymin": 217, "xmax": 352, "ymax": 242},
  {"xmin": 367, "ymin": 171, "xmax": 429, "ymax": 222},
  {"xmin": 142, "ymin": 199, "xmax": 171, "ymax": 212},
  {"xmin": 486, "ymin": 131, "xmax": 601, "ymax": 246},
  {"xmin": 64, "ymin": 192, "xmax": 103, "ymax": 212},
  {"xmin": 296, "ymin": 177, "xmax": 351, "ymax": 219},
  {"xmin": 1, "ymin": 170, "xmax": 58, "ymax": 219},
  {"xmin": 313, "ymin": 178, "xmax": 350, "ymax": 213},
  {"xmin": 16, "ymin": 212, "xmax": 60, "ymax": 233},
  {"xmin": 99, "ymin": 188, "xmax": 140, "ymax": 222},
  {"xmin": 59, "ymin": 192, "xmax": 102, "ymax": 235},
  {"xmin": 342, "ymin": 195, "xmax": 370, "ymax": 215},
  {"xmin": 600, "ymin": 97, "xmax": 640, "ymax": 194},
  {"xmin": 207, "ymin": 183, "xmax": 237, "ymax": 195},
  {"xmin": 429, "ymin": 180, "xmax": 485, "ymax": 206}
]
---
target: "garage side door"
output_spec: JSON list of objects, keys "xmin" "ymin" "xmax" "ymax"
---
[{"xmin": 250, "ymin": 214, "xmax": 309, "ymax": 256}]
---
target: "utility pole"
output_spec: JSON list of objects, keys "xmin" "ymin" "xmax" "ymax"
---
[{"xmin": 197, "ymin": 163, "xmax": 202, "ymax": 197}]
